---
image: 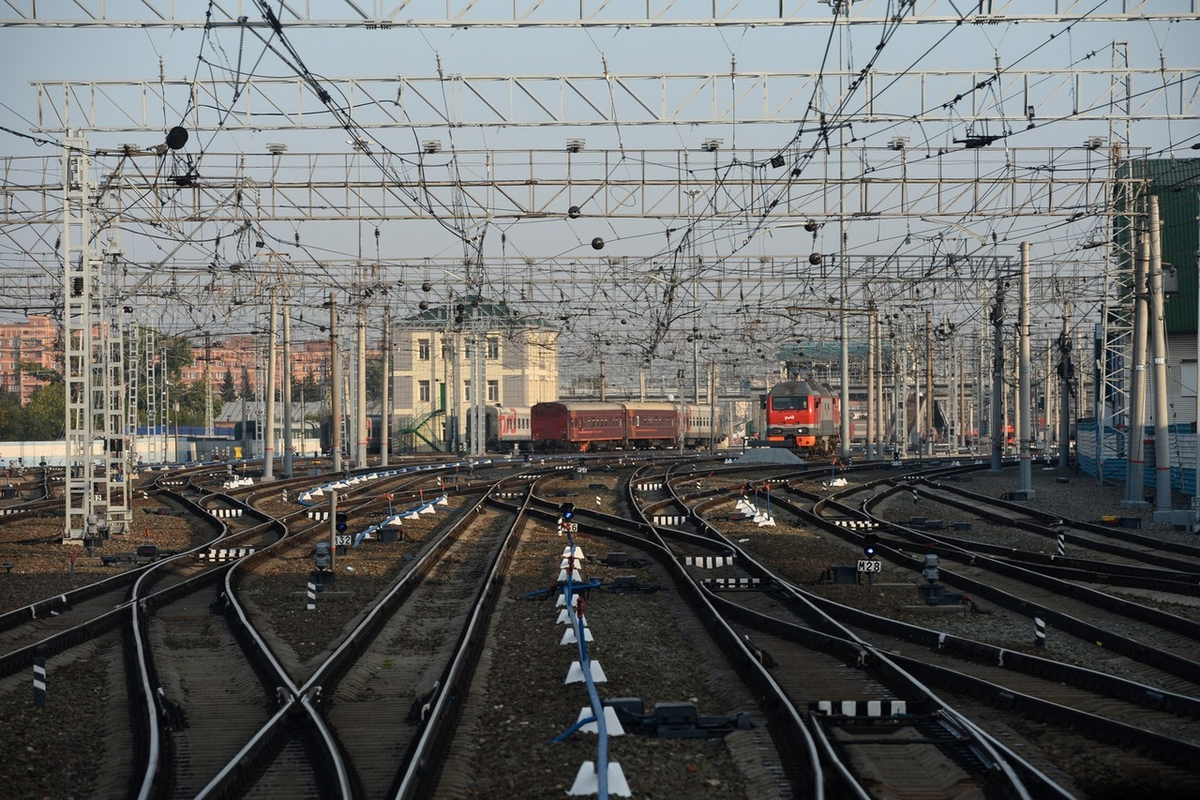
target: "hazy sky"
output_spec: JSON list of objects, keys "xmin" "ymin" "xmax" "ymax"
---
[{"xmin": 0, "ymin": 5, "xmax": 1195, "ymax": 372}]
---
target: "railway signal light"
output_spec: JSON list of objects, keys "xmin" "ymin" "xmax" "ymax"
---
[
  {"xmin": 560, "ymin": 503, "xmax": 575, "ymax": 520},
  {"xmin": 863, "ymin": 533, "xmax": 878, "ymax": 558},
  {"xmin": 335, "ymin": 511, "xmax": 348, "ymax": 533}
]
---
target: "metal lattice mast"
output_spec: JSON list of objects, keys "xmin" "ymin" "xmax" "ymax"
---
[
  {"xmin": 62, "ymin": 133, "xmax": 95, "ymax": 542},
  {"xmin": 126, "ymin": 318, "xmax": 139, "ymax": 465},
  {"xmin": 145, "ymin": 330, "xmax": 159, "ymax": 464},
  {"xmin": 61, "ymin": 132, "xmax": 130, "ymax": 541},
  {"xmin": 101, "ymin": 263, "xmax": 130, "ymax": 534},
  {"xmin": 1102, "ymin": 41, "xmax": 1138, "ymax": 429}
]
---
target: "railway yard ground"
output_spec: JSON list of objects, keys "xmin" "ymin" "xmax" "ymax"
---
[{"xmin": 1, "ymin": 457, "xmax": 1198, "ymax": 799}]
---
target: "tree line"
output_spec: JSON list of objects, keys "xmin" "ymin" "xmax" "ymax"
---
[{"xmin": 1, "ymin": 327, "xmax": 385, "ymax": 441}]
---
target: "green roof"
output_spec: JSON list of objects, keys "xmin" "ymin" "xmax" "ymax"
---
[
  {"xmin": 399, "ymin": 296, "xmax": 554, "ymax": 329},
  {"xmin": 1115, "ymin": 159, "xmax": 1200, "ymax": 334}
]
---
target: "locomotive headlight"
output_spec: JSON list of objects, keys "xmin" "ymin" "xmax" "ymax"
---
[
  {"xmin": 768, "ymin": 427, "xmax": 784, "ymax": 436},
  {"xmin": 797, "ymin": 427, "xmax": 809, "ymax": 435}
]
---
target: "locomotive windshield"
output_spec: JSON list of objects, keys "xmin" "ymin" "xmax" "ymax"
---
[{"xmin": 771, "ymin": 396, "xmax": 809, "ymax": 411}]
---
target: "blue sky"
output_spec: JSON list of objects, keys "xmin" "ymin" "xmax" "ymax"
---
[{"xmin": 0, "ymin": 8, "xmax": 1196, "ymax": 383}]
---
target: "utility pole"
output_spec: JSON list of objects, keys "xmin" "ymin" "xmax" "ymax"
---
[
  {"xmin": 357, "ymin": 302, "xmax": 368, "ymax": 467},
  {"xmin": 896, "ymin": 324, "xmax": 907, "ymax": 458},
  {"xmin": 282, "ymin": 300, "xmax": 294, "ymax": 478},
  {"xmin": 1058, "ymin": 302, "xmax": 1073, "ymax": 469},
  {"xmin": 708, "ymin": 361, "xmax": 719, "ymax": 455},
  {"xmin": 866, "ymin": 310, "xmax": 876, "ymax": 460},
  {"xmin": 836, "ymin": 2, "xmax": 852, "ymax": 463},
  {"xmin": 263, "ymin": 292, "xmax": 277, "ymax": 482},
  {"xmin": 329, "ymin": 294, "xmax": 342, "ymax": 473},
  {"xmin": 380, "ymin": 306, "xmax": 390, "ymax": 467},
  {"xmin": 925, "ymin": 310, "xmax": 934, "ymax": 455},
  {"xmin": 1148, "ymin": 196, "xmax": 1181, "ymax": 523},
  {"xmin": 1014, "ymin": 242, "xmax": 1035, "ymax": 500},
  {"xmin": 204, "ymin": 332, "xmax": 213, "ymax": 437},
  {"xmin": 990, "ymin": 266, "xmax": 1006, "ymax": 474}
]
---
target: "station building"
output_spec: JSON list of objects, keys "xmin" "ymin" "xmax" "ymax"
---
[{"xmin": 388, "ymin": 299, "xmax": 559, "ymax": 452}]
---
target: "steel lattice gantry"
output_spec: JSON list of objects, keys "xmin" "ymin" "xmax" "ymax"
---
[
  {"xmin": 61, "ymin": 134, "xmax": 131, "ymax": 543},
  {"xmin": 0, "ymin": 145, "xmax": 1142, "ymax": 224},
  {"xmin": 0, "ymin": 0, "xmax": 1196, "ymax": 27},
  {"xmin": 28, "ymin": 65, "xmax": 1200, "ymax": 130}
]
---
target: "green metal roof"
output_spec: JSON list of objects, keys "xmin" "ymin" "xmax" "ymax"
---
[{"xmin": 1116, "ymin": 158, "xmax": 1199, "ymax": 334}]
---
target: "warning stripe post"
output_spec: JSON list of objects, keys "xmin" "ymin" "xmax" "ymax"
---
[{"xmin": 33, "ymin": 656, "xmax": 46, "ymax": 707}]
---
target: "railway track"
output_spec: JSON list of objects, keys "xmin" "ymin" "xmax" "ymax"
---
[{"xmin": 5, "ymin": 454, "xmax": 1200, "ymax": 797}]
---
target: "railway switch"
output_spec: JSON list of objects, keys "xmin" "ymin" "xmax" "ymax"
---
[
  {"xmin": 921, "ymin": 553, "xmax": 940, "ymax": 583},
  {"xmin": 605, "ymin": 697, "xmax": 752, "ymax": 738}
]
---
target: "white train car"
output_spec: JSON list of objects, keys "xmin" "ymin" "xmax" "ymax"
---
[
  {"xmin": 681, "ymin": 402, "xmax": 724, "ymax": 449},
  {"xmin": 482, "ymin": 405, "xmax": 532, "ymax": 451}
]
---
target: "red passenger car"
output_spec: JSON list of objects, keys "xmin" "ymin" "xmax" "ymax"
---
[
  {"xmin": 623, "ymin": 402, "xmax": 680, "ymax": 448},
  {"xmin": 530, "ymin": 402, "xmax": 626, "ymax": 451}
]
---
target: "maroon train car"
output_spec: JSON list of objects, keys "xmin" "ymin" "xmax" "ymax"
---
[
  {"xmin": 530, "ymin": 402, "xmax": 626, "ymax": 451},
  {"xmin": 622, "ymin": 402, "xmax": 680, "ymax": 448}
]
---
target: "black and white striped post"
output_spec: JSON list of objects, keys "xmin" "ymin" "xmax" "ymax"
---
[
  {"xmin": 1034, "ymin": 616, "xmax": 1046, "ymax": 648},
  {"xmin": 306, "ymin": 578, "xmax": 317, "ymax": 611},
  {"xmin": 33, "ymin": 655, "xmax": 46, "ymax": 706},
  {"xmin": 1056, "ymin": 534, "xmax": 1065, "ymax": 557}
]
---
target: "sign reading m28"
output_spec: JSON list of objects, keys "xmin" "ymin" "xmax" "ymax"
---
[{"xmin": 857, "ymin": 560, "xmax": 882, "ymax": 573}]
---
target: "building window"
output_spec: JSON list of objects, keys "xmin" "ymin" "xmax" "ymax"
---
[
  {"xmin": 418, "ymin": 380, "xmax": 431, "ymax": 402},
  {"xmin": 418, "ymin": 339, "xmax": 430, "ymax": 360},
  {"xmin": 464, "ymin": 381, "xmax": 472, "ymax": 402},
  {"xmin": 487, "ymin": 337, "xmax": 499, "ymax": 359},
  {"xmin": 487, "ymin": 379, "xmax": 499, "ymax": 402}
]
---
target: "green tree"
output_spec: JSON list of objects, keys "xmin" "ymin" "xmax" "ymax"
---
[
  {"xmin": 20, "ymin": 382, "xmax": 65, "ymax": 440},
  {"xmin": 173, "ymin": 380, "xmax": 210, "ymax": 427},
  {"xmin": 17, "ymin": 359, "xmax": 60, "ymax": 383},
  {"xmin": 239, "ymin": 366, "xmax": 253, "ymax": 400},
  {"xmin": 220, "ymin": 369, "xmax": 237, "ymax": 403},
  {"xmin": 0, "ymin": 393, "xmax": 21, "ymax": 440},
  {"xmin": 366, "ymin": 355, "xmax": 385, "ymax": 403}
]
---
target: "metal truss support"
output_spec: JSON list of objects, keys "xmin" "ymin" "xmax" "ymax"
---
[
  {"xmin": 29, "ymin": 65, "xmax": 1198, "ymax": 131},
  {"xmin": 1, "ymin": 0, "xmax": 1196, "ymax": 28},
  {"xmin": 61, "ymin": 133, "xmax": 129, "ymax": 543},
  {"xmin": 145, "ymin": 330, "xmax": 160, "ymax": 465},
  {"xmin": 0, "ymin": 145, "xmax": 1148, "ymax": 225}
]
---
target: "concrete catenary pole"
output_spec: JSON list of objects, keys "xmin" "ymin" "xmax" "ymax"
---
[
  {"xmin": 866, "ymin": 311, "xmax": 877, "ymax": 460},
  {"xmin": 990, "ymin": 273, "xmax": 1005, "ymax": 473},
  {"xmin": 263, "ymin": 292, "xmax": 277, "ymax": 481},
  {"xmin": 356, "ymin": 303, "xmax": 368, "ymax": 467},
  {"xmin": 875, "ymin": 312, "xmax": 886, "ymax": 459},
  {"xmin": 1016, "ymin": 242, "xmax": 1035, "ymax": 499},
  {"xmin": 282, "ymin": 300, "xmax": 294, "ymax": 478},
  {"xmin": 380, "ymin": 306, "xmax": 390, "ymax": 467},
  {"xmin": 925, "ymin": 310, "xmax": 934, "ymax": 455},
  {"xmin": 1148, "ymin": 196, "xmax": 1174, "ymax": 518},
  {"xmin": 1058, "ymin": 303, "xmax": 1072, "ymax": 470},
  {"xmin": 329, "ymin": 294, "xmax": 342, "ymax": 474}
]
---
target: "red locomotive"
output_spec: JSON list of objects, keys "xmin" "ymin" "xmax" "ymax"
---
[
  {"xmin": 530, "ymin": 401, "xmax": 722, "ymax": 452},
  {"xmin": 756, "ymin": 380, "xmax": 840, "ymax": 455}
]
